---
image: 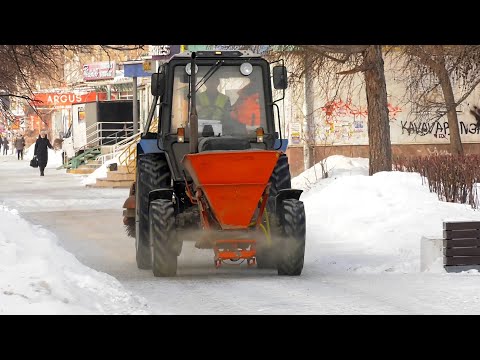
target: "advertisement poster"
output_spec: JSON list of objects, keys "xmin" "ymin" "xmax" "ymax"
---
[{"xmin": 290, "ymin": 122, "xmax": 301, "ymax": 145}]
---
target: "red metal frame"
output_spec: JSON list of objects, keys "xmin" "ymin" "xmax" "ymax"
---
[{"xmin": 181, "ymin": 150, "xmax": 280, "ymax": 268}]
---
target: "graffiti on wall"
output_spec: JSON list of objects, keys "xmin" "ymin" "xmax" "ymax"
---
[
  {"xmin": 399, "ymin": 105, "xmax": 480, "ymax": 140},
  {"xmin": 400, "ymin": 120, "xmax": 480, "ymax": 138},
  {"xmin": 317, "ymin": 98, "xmax": 403, "ymax": 144},
  {"xmin": 470, "ymin": 106, "xmax": 480, "ymax": 127}
]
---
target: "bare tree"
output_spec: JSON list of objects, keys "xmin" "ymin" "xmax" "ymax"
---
[
  {"xmin": 0, "ymin": 45, "xmax": 146, "ymax": 128},
  {"xmin": 395, "ymin": 45, "xmax": 480, "ymax": 156},
  {"xmin": 269, "ymin": 45, "xmax": 392, "ymax": 175},
  {"xmin": 0, "ymin": 45, "xmax": 146, "ymax": 99}
]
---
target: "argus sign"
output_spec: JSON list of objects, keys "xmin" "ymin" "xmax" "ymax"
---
[{"xmin": 32, "ymin": 92, "xmax": 106, "ymax": 107}]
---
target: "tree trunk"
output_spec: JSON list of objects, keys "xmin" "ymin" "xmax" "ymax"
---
[
  {"xmin": 436, "ymin": 65, "xmax": 463, "ymax": 155},
  {"xmin": 363, "ymin": 45, "xmax": 392, "ymax": 176},
  {"xmin": 303, "ymin": 55, "xmax": 315, "ymax": 170}
]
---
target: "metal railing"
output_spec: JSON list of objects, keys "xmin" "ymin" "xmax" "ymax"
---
[
  {"xmin": 95, "ymin": 117, "xmax": 159, "ymax": 171},
  {"xmin": 82, "ymin": 122, "xmax": 135, "ymax": 151},
  {"xmin": 64, "ymin": 117, "xmax": 160, "ymax": 175},
  {"xmin": 95, "ymin": 131, "xmax": 142, "ymax": 165}
]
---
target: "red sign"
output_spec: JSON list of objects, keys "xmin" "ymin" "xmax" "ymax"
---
[
  {"xmin": 32, "ymin": 92, "xmax": 107, "ymax": 107},
  {"xmin": 83, "ymin": 61, "xmax": 116, "ymax": 81}
]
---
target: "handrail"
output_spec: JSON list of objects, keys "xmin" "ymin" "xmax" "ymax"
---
[
  {"xmin": 77, "ymin": 117, "xmax": 159, "ymax": 171},
  {"xmin": 95, "ymin": 131, "xmax": 142, "ymax": 165},
  {"xmin": 114, "ymin": 118, "xmax": 159, "ymax": 174},
  {"xmin": 77, "ymin": 122, "xmax": 136, "ymax": 153}
]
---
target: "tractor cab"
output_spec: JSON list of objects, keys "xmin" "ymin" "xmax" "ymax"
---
[{"xmin": 145, "ymin": 50, "xmax": 288, "ymax": 181}]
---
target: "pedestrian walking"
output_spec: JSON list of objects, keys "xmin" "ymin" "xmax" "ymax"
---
[
  {"xmin": 34, "ymin": 130, "xmax": 53, "ymax": 176},
  {"xmin": 14, "ymin": 134, "xmax": 26, "ymax": 160},
  {"xmin": 2, "ymin": 136, "xmax": 9, "ymax": 155}
]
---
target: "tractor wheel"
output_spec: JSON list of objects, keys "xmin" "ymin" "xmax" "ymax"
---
[
  {"xmin": 257, "ymin": 155, "xmax": 292, "ymax": 269},
  {"xmin": 150, "ymin": 199, "xmax": 178, "ymax": 277},
  {"xmin": 277, "ymin": 199, "xmax": 306, "ymax": 276},
  {"xmin": 267, "ymin": 154, "xmax": 291, "ymax": 213},
  {"xmin": 256, "ymin": 245, "xmax": 277, "ymax": 269},
  {"xmin": 135, "ymin": 154, "xmax": 171, "ymax": 270}
]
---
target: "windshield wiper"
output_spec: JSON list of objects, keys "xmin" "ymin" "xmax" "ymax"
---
[{"xmin": 195, "ymin": 60, "xmax": 224, "ymax": 92}]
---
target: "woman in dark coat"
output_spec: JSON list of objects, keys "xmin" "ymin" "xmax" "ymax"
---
[{"xmin": 34, "ymin": 130, "xmax": 53, "ymax": 176}]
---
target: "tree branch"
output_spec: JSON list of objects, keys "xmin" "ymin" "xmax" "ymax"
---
[
  {"xmin": 455, "ymin": 76, "xmax": 480, "ymax": 106},
  {"xmin": 337, "ymin": 63, "xmax": 373, "ymax": 75}
]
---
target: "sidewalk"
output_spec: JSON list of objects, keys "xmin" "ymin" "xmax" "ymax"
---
[{"xmin": 0, "ymin": 154, "xmax": 129, "ymax": 213}]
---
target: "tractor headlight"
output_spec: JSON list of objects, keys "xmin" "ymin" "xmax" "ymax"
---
[
  {"xmin": 240, "ymin": 62, "xmax": 253, "ymax": 76},
  {"xmin": 185, "ymin": 63, "xmax": 198, "ymax": 75}
]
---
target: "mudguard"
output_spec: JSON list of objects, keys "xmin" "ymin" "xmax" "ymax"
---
[
  {"xmin": 148, "ymin": 188, "xmax": 174, "ymax": 204},
  {"xmin": 138, "ymin": 138, "xmax": 164, "ymax": 155}
]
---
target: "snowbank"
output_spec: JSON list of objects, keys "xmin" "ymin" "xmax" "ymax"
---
[
  {"xmin": 292, "ymin": 155, "xmax": 369, "ymax": 191},
  {"xmin": 297, "ymin": 155, "xmax": 480, "ymax": 274},
  {"xmin": 0, "ymin": 205, "xmax": 149, "ymax": 314}
]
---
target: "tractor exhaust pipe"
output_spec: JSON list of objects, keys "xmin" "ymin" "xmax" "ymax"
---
[{"xmin": 189, "ymin": 52, "xmax": 198, "ymax": 154}]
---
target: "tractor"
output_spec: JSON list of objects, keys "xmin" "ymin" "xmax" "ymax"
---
[{"xmin": 122, "ymin": 50, "xmax": 306, "ymax": 277}]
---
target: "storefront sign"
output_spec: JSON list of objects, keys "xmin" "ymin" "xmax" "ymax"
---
[
  {"xmin": 32, "ymin": 92, "xmax": 107, "ymax": 106},
  {"xmin": 83, "ymin": 62, "xmax": 116, "ymax": 81},
  {"xmin": 149, "ymin": 45, "xmax": 181, "ymax": 60}
]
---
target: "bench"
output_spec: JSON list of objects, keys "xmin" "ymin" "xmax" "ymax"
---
[{"xmin": 443, "ymin": 221, "xmax": 480, "ymax": 273}]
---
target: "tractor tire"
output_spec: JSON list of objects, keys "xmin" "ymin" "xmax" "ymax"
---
[
  {"xmin": 267, "ymin": 154, "xmax": 291, "ymax": 213},
  {"xmin": 256, "ymin": 245, "xmax": 277, "ymax": 269},
  {"xmin": 150, "ymin": 199, "xmax": 178, "ymax": 277},
  {"xmin": 135, "ymin": 154, "xmax": 171, "ymax": 270},
  {"xmin": 276, "ymin": 199, "xmax": 306, "ymax": 276},
  {"xmin": 257, "ymin": 154, "xmax": 291, "ymax": 269}
]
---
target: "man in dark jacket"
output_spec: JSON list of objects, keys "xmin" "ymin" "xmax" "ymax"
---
[
  {"xmin": 3, "ymin": 136, "xmax": 9, "ymax": 155},
  {"xmin": 34, "ymin": 130, "xmax": 53, "ymax": 176}
]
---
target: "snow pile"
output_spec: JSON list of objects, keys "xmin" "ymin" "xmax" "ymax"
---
[
  {"xmin": 296, "ymin": 155, "xmax": 480, "ymax": 274},
  {"xmin": 292, "ymin": 155, "xmax": 369, "ymax": 191},
  {"xmin": 0, "ymin": 205, "xmax": 149, "ymax": 314}
]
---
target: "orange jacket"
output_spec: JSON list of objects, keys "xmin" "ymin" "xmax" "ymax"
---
[{"xmin": 231, "ymin": 92, "xmax": 261, "ymax": 127}]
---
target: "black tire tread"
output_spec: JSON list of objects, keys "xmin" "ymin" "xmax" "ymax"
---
[
  {"xmin": 150, "ymin": 199, "xmax": 177, "ymax": 277},
  {"xmin": 267, "ymin": 154, "xmax": 291, "ymax": 213},
  {"xmin": 277, "ymin": 199, "xmax": 306, "ymax": 276},
  {"xmin": 135, "ymin": 154, "xmax": 171, "ymax": 270},
  {"xmin": 257, "ymin": 154, "xmax": 291, "ymax": 269}
]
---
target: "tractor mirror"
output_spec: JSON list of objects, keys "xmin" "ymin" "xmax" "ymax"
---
[
  {"xmin": 151, "ymin": 72, "xmax": 165, "ymax": 96},
  {"xmin": 273, "ymin": 66, "xmax": 288, "ymax": 90}
]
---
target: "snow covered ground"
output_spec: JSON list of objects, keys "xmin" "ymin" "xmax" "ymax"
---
[
  {"xmin": 293, "ymin": 155, "xmax": 480, "ymax": 274},
  {"xmin": 0, "ymin": 205, "xmax": 149, "ymax": 314},
  {"xmin": 0, "ymin": 150, "xmax": 149, "ymax": 314},
  {"xmin": 1, "ymin": 153, "xmax": 480, "ymax": 314}
]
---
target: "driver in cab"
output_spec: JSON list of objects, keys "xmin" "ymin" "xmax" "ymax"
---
[{"xmin": 197, "ymin": 74, "xmax": 246, "ymax": 135}]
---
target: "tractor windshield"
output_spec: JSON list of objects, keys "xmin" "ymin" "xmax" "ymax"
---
[{"xmin": 171, "ymin": 64, "xmax": 267, "ymax": 138}]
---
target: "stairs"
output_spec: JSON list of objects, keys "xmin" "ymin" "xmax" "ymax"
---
[
  {"xmin": 67, "ymin": 160, "xmax": 103, "ymax": 175},
  {"xmin": 59, "ymin": 147, "xmax": 102, "ymax": 171},
  {"xmin": 86, "ymin": 165, "xmax": 135, "ymax": 189}
]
